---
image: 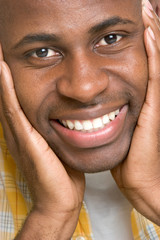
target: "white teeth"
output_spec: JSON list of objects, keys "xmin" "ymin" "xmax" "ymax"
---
[
  {"xmin": 66, "ymin": 120, "xmax": 74, "ymax": 130},
  {"xmin": 74, "ymin": 120, "xmax": 83, "ymax": 130},
  {"xmin": 83, "ymin": 120, "xmax": 93, "ymax": 131},
  {"xmin": 92, "ymin": 118, "xmax": 103, "ymax": 129},
  {"xmin": 62, "ymin": 120, "xmax": 67, "ymax": 127},
  {"xmin": 102, "ymin": 114, "xmax": 110, "ymax": 125},
  {"xmin": 115, "ymin": 109, "xmax": 120, "ymax": 116},
  {"xmin": 60, "ymin": 108, "xmax": 120, "ymax": 131},
  {"xmin": 109, "ymin": 111, "xmax": 116, "ymax": 121}
]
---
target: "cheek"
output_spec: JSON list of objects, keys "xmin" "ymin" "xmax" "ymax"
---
[
  {"xmin": 121, "ymin": 46, "xmax": 148, "ymax": 97},
  {"xmin": 10, "ymin": 67, "xmax": 48, "ymax": 122},
  {"xmin": 133, "ymin": 61, "xmax": 148, "ymax": 103}
]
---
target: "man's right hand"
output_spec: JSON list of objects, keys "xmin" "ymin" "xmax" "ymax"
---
[{"xmin": 0, "ymin": 46, "xmax": 85, "ymax": 239}]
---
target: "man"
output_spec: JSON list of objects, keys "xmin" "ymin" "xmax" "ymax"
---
[{"xmin": 0, "ymin": 0, "xmax": 160, "ymax": 239}]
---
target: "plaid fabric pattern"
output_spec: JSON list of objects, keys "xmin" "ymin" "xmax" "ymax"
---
[
  {"xmin": 131, "ymin": 209, "xmax": 160, "ymax": 240},
  {"xmin": 0, "ymin": 126, "xmax": 32, "ymax": 240},
  {"xmin": 0, "ymin": 123, "xmax": 160, "ymax": 240}
]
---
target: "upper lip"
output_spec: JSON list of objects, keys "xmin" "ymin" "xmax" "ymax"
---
[{"xmin": 49, "ymin": 102, "xmax": 127, "ymax": 121}]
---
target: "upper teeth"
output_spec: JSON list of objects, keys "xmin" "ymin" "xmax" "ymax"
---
[{"xmin": 61, "ymin": 109, "xmax": 119, "ymax": 132}]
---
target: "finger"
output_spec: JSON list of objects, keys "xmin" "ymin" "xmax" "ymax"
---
[
  {"xmin": 0, "ymin": 60, "xmax": 68, "ymax": 187},
  {"xmin": 142, "ymin": 1, "xmax": 160, "ymax": 109},
  {"xmin": 127, "ymin": 3, "xmax": 160, "ymax": 167},
  {"xmin": 135, "ymin": 23, "xmax": 160, "ymax": 158},
  {"xmin": 0, "ymin": 45, "xmax": 16, "ymax": 152},
  {"xmin": 0, "ymin": 102, "xmax": 16, "ymax": 155},
  {"xmin": 0, "ymin": 61, "xmax": 52, "ymax": 156},
  {"xmin": 152, "ymin": 10, "xmax": 160, "ymax": 28},
  {"xmin": 0, "ymin": 61, "xmax": 33, "ymax": 141},
  {"xmin": 142, "ymin": 0, "xmax": 160, "ymax": 48},
  {"xmin": 0, "ymin": 43, "xmax": 31, "ymax": 141},
  {"xmin": 143, "ymin": 29, "xmax": 160, "ymax": 113}
]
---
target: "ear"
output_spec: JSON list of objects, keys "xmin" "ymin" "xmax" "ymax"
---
[{"xmin": 150, "ymin": 0, "xmax": 160, "ymax": 17}]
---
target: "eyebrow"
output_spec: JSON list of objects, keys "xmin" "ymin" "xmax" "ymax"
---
[
  {"xmin": 13, "ymin": 33, "xmax": 59, "ymax": 49},
  {"xmin": 89, "ymin": 16, "xmax": 135, "ymax": 34},
  {"xmin": 13, "ymin": 16, "xmax": 135, "ymax": 50}
]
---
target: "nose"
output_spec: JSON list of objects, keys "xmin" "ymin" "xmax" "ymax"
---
[{"xmin": 56, "ymin": 52, "xmax": 109, "ymax": 103}]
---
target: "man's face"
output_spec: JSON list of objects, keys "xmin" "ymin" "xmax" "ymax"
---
[{"xmin": 0, "ymin": 0, "xmax": 148, "ymax": 172}]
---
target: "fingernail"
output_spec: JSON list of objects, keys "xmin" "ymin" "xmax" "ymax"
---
[
  {"xmin": 143, "ymin": 0, "xmax": 153, "ymax": 11},
  {"xmin": 143, "ymin": 5, "xmax": 154, "ymax": 18},
  {"xmin": 142, "ymin": 0, "xmax": 154, "ymax": 18},
  {"xmin": 148, "ymin": 26, "xmax": 155, "ymax": 40}
]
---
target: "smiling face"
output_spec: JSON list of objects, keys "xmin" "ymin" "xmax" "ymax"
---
[{"xmin": 0, "ymin": 0, "xmax": 148, "ymax": 172}]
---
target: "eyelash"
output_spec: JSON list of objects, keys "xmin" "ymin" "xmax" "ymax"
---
[
  {"xmin": 25, "ymin": 33, "xmax": 125, "ymax": 61},
  {"xmin": 96, "ymin": 34, "xmax": 123, "ymax": 47},
  {"xmin": 29, "ymin": 48, "xmax": 60, "ymax": 58}
]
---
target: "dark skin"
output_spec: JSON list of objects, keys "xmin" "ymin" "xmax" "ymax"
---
[
  {"xmin": 0, "ymin": 0, "xmax": 160, "ymax": 239},
  {"xmin": 0, "ymin": 0, "xmax": 148, "ymax": 172}
]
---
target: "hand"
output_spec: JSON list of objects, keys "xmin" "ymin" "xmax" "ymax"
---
[
  {"xmin": 111, "ymin": 2, "xmax": 160, "ymax": 225},
  {"xmin": 0, "ymin": 47, "xmax": 85, "ymax": 239}
]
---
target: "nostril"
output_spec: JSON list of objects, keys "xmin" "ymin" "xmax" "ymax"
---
[{"xmin": 56, "ymin": 59, "xmax": 109, "ymax": 103}]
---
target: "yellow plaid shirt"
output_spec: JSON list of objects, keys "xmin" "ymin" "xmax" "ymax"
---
[{"xmin": 0, "ymin": 124, "xmax": 160, "ymax": 240}]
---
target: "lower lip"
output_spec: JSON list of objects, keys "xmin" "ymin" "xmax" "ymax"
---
[{"xmin": 50, "ymin": 105, "xmax": 128, "ymax": 149}]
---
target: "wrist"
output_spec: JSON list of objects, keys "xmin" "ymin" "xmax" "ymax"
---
[{"xmin": 15, "ymin": 206, "xmax": 81, "ymax": 240}]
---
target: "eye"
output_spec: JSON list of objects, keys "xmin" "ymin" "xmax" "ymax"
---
[
  {"xmin": 24, "ymin": 47, "xmax": 63, "ymax": 68},
  {"xmin": 97, "ymin": 34, "xmax": 123, "ymax": 47},
  {"xmin": 31, "ymin": 48, "xmax": 59, "ymax": 58}
]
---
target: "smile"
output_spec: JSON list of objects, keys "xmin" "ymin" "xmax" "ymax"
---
[
  {"xmin": 59, "ymin": 109, "xmax": 120, "ymax": 132},
  {"xmin": 50, "ymin": 105, "xmax": 128, "ymax": 149}
]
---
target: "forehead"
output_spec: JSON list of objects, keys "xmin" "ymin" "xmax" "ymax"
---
[
  {"xmin": 1, "ymin": 0, "xmax": 141, "ymax": 47},
  {"xmin": 3, "ymin": 0, "xmax": 141, "ymax": 20}
]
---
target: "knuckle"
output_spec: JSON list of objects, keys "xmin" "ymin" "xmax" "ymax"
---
[{"xmin": 3, "ymin": 105, "xmax": 21, "ymax": 123}]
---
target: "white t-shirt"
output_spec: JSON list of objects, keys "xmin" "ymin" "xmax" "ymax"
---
[{"xmin": 84, "ymin": 171, "xmax": 133, "ymax": 240}]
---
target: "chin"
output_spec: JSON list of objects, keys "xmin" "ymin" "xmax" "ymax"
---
[{"xmin": 53, "ymin": 139, "xmax": 131, "ymax": 173}]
